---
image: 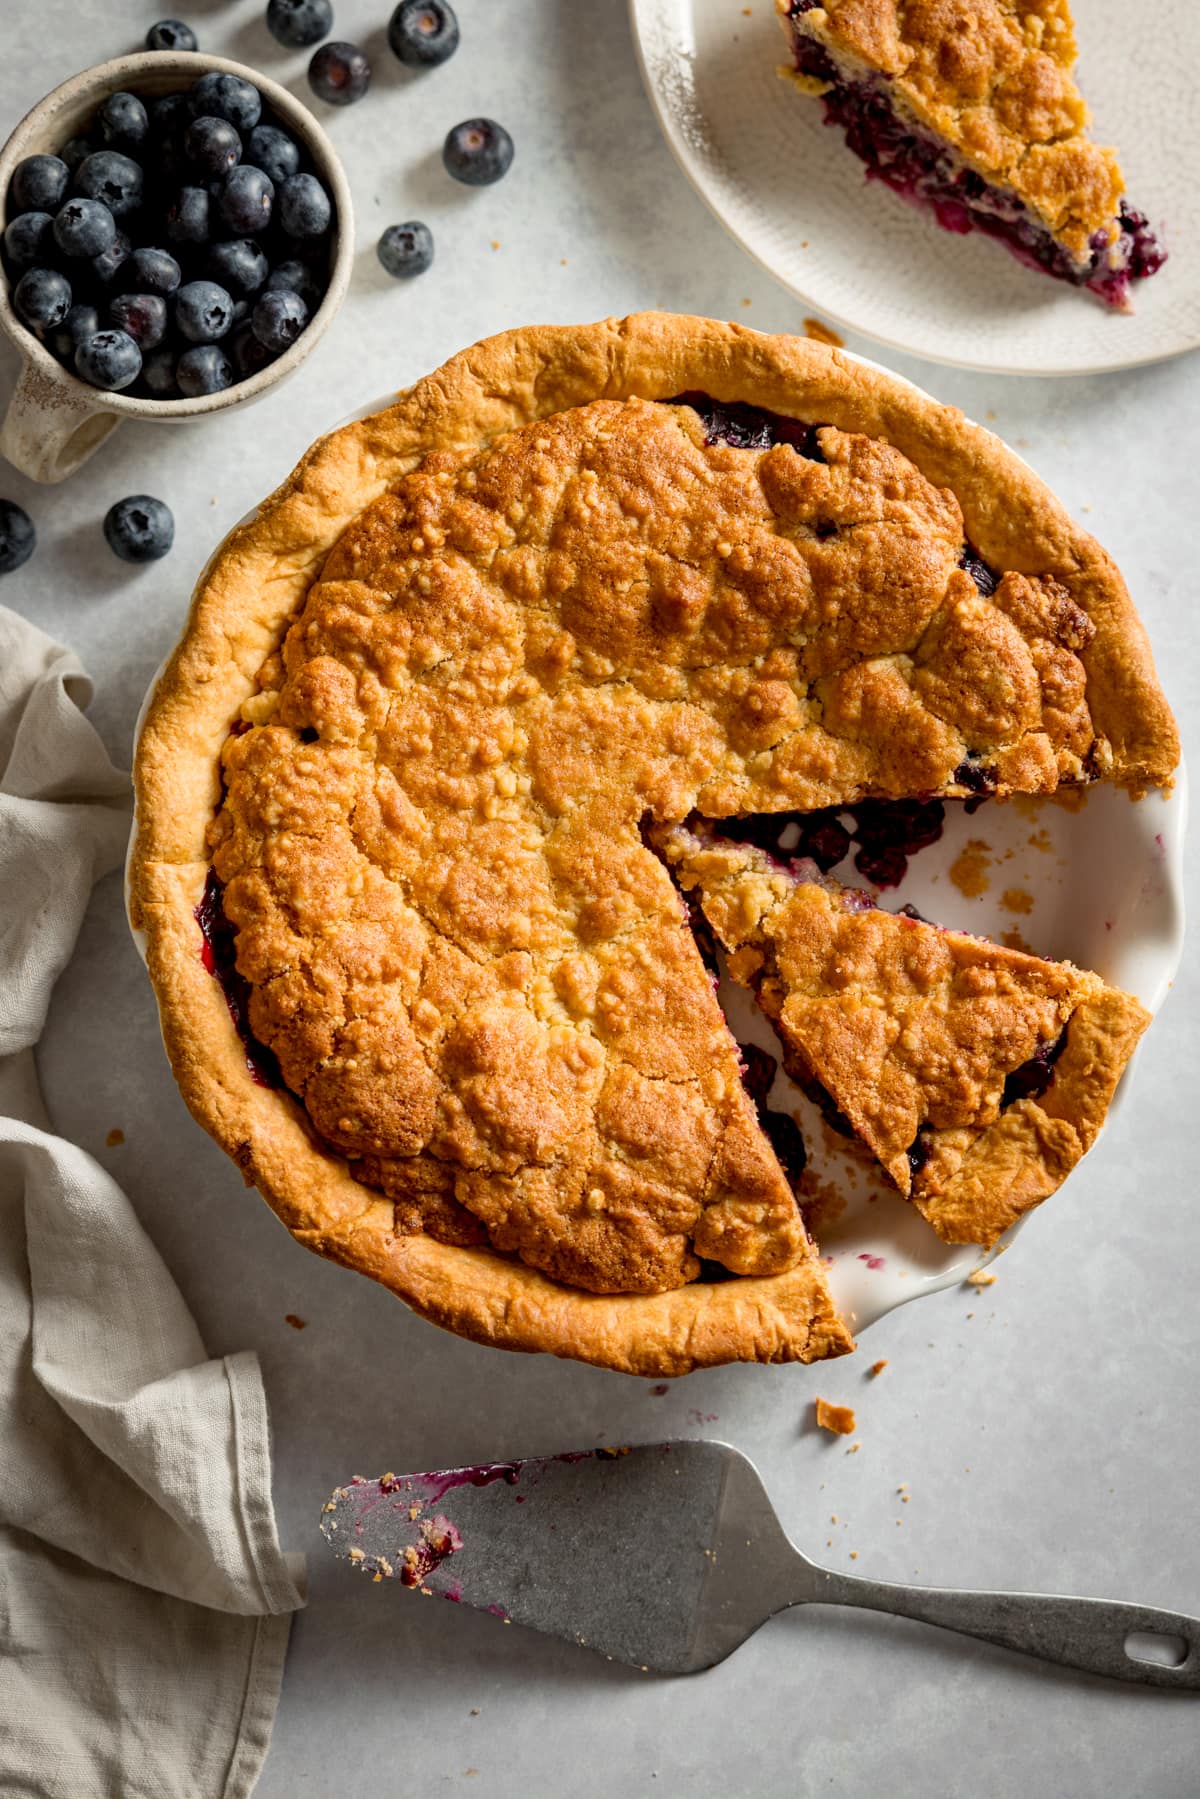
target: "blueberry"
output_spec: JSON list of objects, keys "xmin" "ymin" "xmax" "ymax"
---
[
  {"xmin": 442, "ymin": 117, "xmax": 513, "ymax": 186},
  {"xmin": 217, "ymin": 164, "xmax": 274, "ymax": 235},
  {"xmin": 229, "ymin": 318, "xmax": 275, "ymax": 378},
  {"xmin": 266, "ymin": 0, "xmax": 333, "ymax": 47},
  {"xmin": 166, "ymin": 185, "xmax": 211, "ymax": 245},
  {"xmin": 185, "ymin": 115, "xmax": 243, "ymax": 180},
  {"xmin": 13, "ymin": 266, "xmax": 72, "ymax": 330},
  {"xmin": 75, "ymin": 150, "xmax": 144, "ymax": 219},
  {"xmin": 146, "ymin": 19, "xmax": 198, "ymax": 51},
  {"xmin": 174, "ymin": 278, "xmax": 235, "ymax": 341},
  {"xmin": 205, "ymin": 237, "xmax": 268, "ymax": 297},
  {"xmin": 149, "ymin": 93, "xmax": 190, "ymax": 140},
  {"xmin": 109, "ymin": 292, "xmax": 168, "ymax": 349},
  {"xmin": 245, "ymin": 123, "xmax": 299, "ymax": 188},
  {"xmin": 3, "ymin": 211, "xmax": 55, "ymax": 271},
  {"xmin": 388, "ymin": 1, "xmax": 459, "ymax": 67},
  {"xmin": 141, "ymin": 345, "xmax": 179, "ymax": 397},
  {"xmin": 188, "ymin": 72, "xmax": 261, "ymax": 134},
  {"xmin": 124, "ymin": 245, "xmax": 182, "ymax": 297},
  {"xmin": 60, "ymin": 136, "xmax": 93, "ymax": 174},
  {"xmin": 75, "ymin": 328, "xmax": 142, "ymax": 390},
  {"xmin": 98, "ymin": 92, "xmax": 149, "ymax": 151},
  {"xmin": 277, "ymin": 172, "xmax": 330, "ymax": 238},
  {"xmin": 49, "ymin": 301, "xmax": 100, "ymax": 361},
  {"xmin": 10, "ymin": 153, "xmax": 70, "ymax": 213},
  {"xmin": 377, "ymin": 219, "xmax": 433, "ymax": 277},
  {"xmin": 251, "ymin": 287, "xmax": 308, "ymax": 351},
  {"xmin": 264, "ymin": 256, "xmax": 322, "ymax": 309},
  {"xmin": 53, "ymin": 196, "xmax": 116, "ymax": 259},
  {"xmin": 176, "ymin": 342, "xmax": 233, "ymax": 395},
  {"xmin": 307, "ymin": 41, "xmax": 370, "ymax": 106},
  {"xmin": 103, "ymin": 494, "xmax": 174, "ymax": 563},
  {"xmin": 0, "ymin": 501, "xmax": 36, "ymax": 575},
  {"xmin": 91, "ymin": 230, "xmax": 133, "ymax": 286}
]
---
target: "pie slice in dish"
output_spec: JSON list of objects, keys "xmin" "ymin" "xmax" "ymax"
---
[
  {"xmin": 654, "ymin": 819, "xmax": 1150, "ymax": 1248},
  {"xmin": 776, "ymin": 0, "xmax": 1166, "ymax": 309}
]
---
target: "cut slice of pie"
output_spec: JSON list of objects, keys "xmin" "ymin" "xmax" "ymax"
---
[
  {"xmin": 653, "ymin": 818, "xmax": 1150, "ymax": 1247},
  {"xmin": 776, "ymin": 0, "xmax": 1166, "ymax": 309}
]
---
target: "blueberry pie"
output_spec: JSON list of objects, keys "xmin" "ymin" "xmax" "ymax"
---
[
  {"xmin": 130, "ymin": 314, "xmax": 1177, "ymax": 1374},
  {"xmin": 777, "ymin": 0, "xmax": 1166, "ymax": 308},
  {"xmin": 653, "ymin": 819, "xmax": 1150, "ymax": 1248}
]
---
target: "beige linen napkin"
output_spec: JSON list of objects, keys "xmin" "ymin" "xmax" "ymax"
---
[{"xmin": 0, "ymin": 605, "xmax": 305, "ymax": 1799}]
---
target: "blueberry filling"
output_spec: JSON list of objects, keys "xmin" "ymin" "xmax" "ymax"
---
[
  {"xmin": 952, "ymin": 756, "xmax": 997, "ymax": 798},
  {"xmin": 736, "ymin": 1043, "xmax": 809, "ymax": 1193},
  {"xmin": 906, "ymin": 1129, "xmax": 933, "ymax": 1179},
  {"xmin": 195, "ymin": 868, "xmax": 282, "ymax": 1088},
  {"xmin": 848, "ymin": 797, "xmax": 946, "ymax": 888},
  {"xmin": 717, "ymin": 807, "xmax": 852, "ymax": 875},
  {"xmin": 667, "ymin": 392, "xmax": 825, "ymax": 461},
  {"xmin": 959, "ymin": 546, "xmax": 999, "ymax": 596},
  {"xmin": 783, "ymin": 24, "xmax": 1165, "ymax": 308},
  {"xmin": 1001, "ymin": 1028, "xmax": 1068, "ymax": 1107}
]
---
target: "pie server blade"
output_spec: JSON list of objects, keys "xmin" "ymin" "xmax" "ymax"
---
[{"xmin": 320, "ymin": 1439, "xmax": 1200, "ymax": 1684}]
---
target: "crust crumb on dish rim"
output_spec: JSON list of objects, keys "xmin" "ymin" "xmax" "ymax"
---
[{"xmin": 129, "ymin": 312, "xmax": 1178, "ymax": 1377}]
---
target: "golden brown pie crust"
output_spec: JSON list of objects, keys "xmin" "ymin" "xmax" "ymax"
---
[{"xmin": 130, "ymin": 312, "xmax": 1176, "ymax": 1374}]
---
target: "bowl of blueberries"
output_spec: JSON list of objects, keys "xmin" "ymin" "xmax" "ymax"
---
[{"xmin": 0, "ymin": 46, "xmax": 353, "ymax": 482}]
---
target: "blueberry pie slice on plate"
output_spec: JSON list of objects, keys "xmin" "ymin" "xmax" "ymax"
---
[
  {"xmin": 777, "ymin": 0, "xmax": 1165, "ymax": 308},
  {"xmin": 130, "ymin": 314, "xmax": 1178, "ymax": 1374}
]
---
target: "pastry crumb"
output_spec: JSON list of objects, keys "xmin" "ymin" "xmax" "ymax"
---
[
  {"xmin": 1000, "ymin": 926, "xmax": 1033, "ymax": 952},
  {"xmin": 1027, "ymin": 828, "xmax": 1052, "ymax": 853},
  {"xmin": 815, "ymin": 1398, "xmax": 856, "ymax": 1435},
  {"xmin": 868, "ymin": 1359, "xmax": 888, "ymax": 1376},
  {"xmin": 965, "ymin": 1268, "xmax": 996, "ymax": 1287},
  {"xmin": 105, "ymin": 1127, "xmax": 125, "ymax": 1147},
  {"xmin": 803, "ymin": 316, "xmax": 844, "ymax": 347},
  {"xmin": 284, "ymin": 1313, "xmax": 307, "ymax": 1329},
  {"xmin": 849, "ymin": 1550, "xmax": 859, "ymax": 1560},
  {"xmin": 845, "ymin": 1440, "xmax": 861, "ymax": 1454},
  {"xmin": 948, "ymin": 839, "xmax": 991, "ymax": 898},
  {"xmin": 1000, "ymin": 886, "xmax": 1034, "ymax": 915}
]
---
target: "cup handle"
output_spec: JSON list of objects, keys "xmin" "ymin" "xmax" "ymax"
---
[{"xmin": 0, "ymin": 357, "xmax": 121, "ymax": 483}]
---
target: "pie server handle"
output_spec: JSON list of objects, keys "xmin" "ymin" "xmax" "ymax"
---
[{"xmin": 799, "ymin": 1565, "xmax": 1200, "ymax": 1687}]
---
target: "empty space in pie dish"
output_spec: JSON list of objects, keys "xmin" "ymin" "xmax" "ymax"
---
[{"xmin": 630, "ymin": 0, "xmax": 1200, "ymax": 373}]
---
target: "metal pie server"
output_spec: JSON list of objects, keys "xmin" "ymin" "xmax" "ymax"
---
[{"xmin": 320, "ymin": 1439, "xmax": 1200, "ymax": 1685}]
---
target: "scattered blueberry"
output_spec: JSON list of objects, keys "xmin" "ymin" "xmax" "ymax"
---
[
  {"xmin": 141, "ymin": 345, "xmax": 180, "ymax": 397},
  {"xmin": 188, "ymin": 72, "xmax": 262, "ymax": 134},
  {"xmin": 176, "ymin": 342, "xmax": 233, "ymax": 395},
  {"xmin": 75, "ymin": 150, "xmax": 144, "ymax": 219},
  {"xmin": 251, "ymin": 287, "xmax": 308, "ymax": 351},
  {"xmin": 205, "ymin": 238, "xmax": 269, "ymax": 298},
  {"xmin": 264, "ymin": 257, "xmax": 321, "ymax": 309},
  {"xmin": 229, "ymin": 319, "xmax": 275, "ymax": 378},
  {"xmin": 91, "ymin": 230, "xmax": 132, "ymax": 286},
  {"xmin": 75, "ymin": 328, "xmax": 142, "ymax": 390},
  {"xmin": 13, "ymin": 265, "xmax": 72, "ymax": 330},
  {"xmin": 266, "ymin": 0, "xmax": 334, "ymax": 47},
  {"xmin": 442, "ymin": 117, "xmax": 513, "ymax": 186},
  {"xmin": 103, "ymin": 494, "xmax": 175, "ymax": 563},
  {"xmin": 307, "ymin": 41, "xmax": 370, "ymax": 106},
  {"xmin": 277, "ymin": 171, "xmax": 330, "ymax": 238},
  {"xmin": 175, "ymin": 278, "xmax": 235, "ymax": 342},
  {"xmin": 49, "ymin": 301, "xmax": 100, "ymax": 360},
  {"xmin": 146, "ymin": 19, "xmax": 199, "ymax": 51},
  {"xmin": 10, "ymin": 153, "xmax": 70, "ymax": 213},
  {"xmin": 0, "ymin": 500, "xmax": 36, "ymax": 576},
  {"xmin": 377, "ymin": 220, "xmax": 433, "ymax": 277},
  {"xmin": 166, "ymin": 184, "xmax": 211, "ymax": 245},
  {"xmin": 185, "ymin": 114, "xmax": 242, "ymax": 179},
  {"xmin": 109, "ymin": 291, "xmax": 168, "ymax": 349},
  {"xmin": 3, "ymin": 211, "xmax": 55, "ymax": 271},
  {"xmin": 124, "ymin": 245, "xmax": 182, "ymax": 296},
  {"xmin": 388, "ymin": 1, "xmax": 459, "ymax": 68},
  {"xmin": 60, "ymin": 136, "xmax": 93, "ymax": 174},
  {"xmin": 245, "ymin": 123, "xmax": 300, "ymax": 188},
  {"xmin": 217, "ymin": 164, "xmax": 274, "ymax": 234},
  {"xmin": 98, "ymin": 92, "xmax": 149, "ymax": 151}
]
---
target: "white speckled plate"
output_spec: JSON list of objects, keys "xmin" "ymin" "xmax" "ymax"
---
[
  {"xmin": 126, "ymin": 376, "xmax": 1187, "ymax": 1346},
  {"xmin": 629, "ymin": 0, "xmax": 1200, "ymax": 375}
]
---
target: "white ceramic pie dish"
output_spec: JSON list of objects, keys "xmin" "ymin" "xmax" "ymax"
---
[
  {"xmin": 629, "ymin": 0, "xmax": 1200, "ymax": 376},
  {"xmin": 124, "ymin": 360, "xmax": 1187, "ymax": 1341}
]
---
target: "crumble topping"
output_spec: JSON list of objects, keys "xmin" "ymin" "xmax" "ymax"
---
[
  {"xmin": 816, "ymin": 1397, "xmax": 857, "ymax": 1433},
  {"xmin": 208, "ymin": 394, "xmax": 1121, "ymax": 1292}
]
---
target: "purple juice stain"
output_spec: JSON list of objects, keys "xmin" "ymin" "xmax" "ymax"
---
[
  {"xmin": 857, "ymin": 1252, "xmax": 886, "ymax": 1271},
  {"xmin": 194, "ymin": 869, "xmax": 282, "ymax": 1088}
]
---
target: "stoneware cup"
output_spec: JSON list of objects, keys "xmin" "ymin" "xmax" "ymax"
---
[{"xmin": 0, "ymin": 51, "xmax": 354, "ymax": 482}]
